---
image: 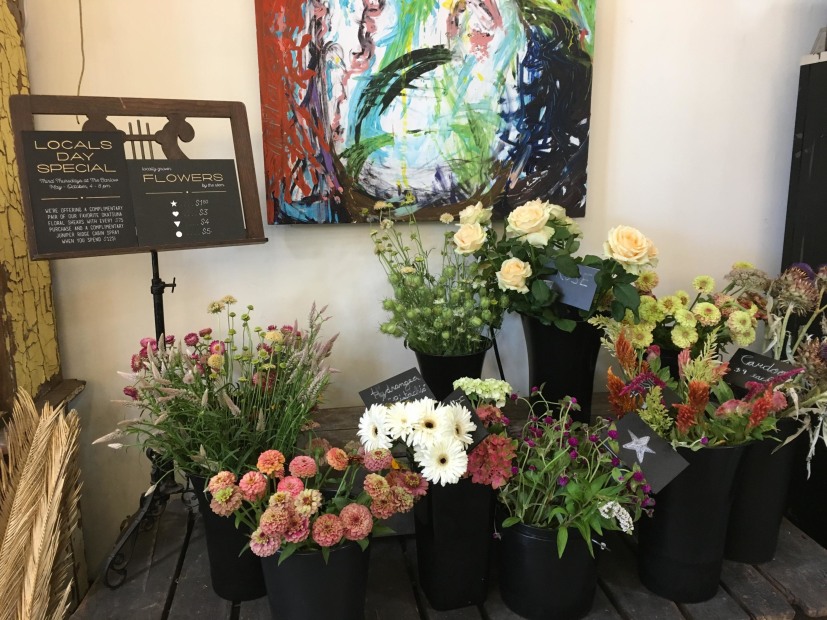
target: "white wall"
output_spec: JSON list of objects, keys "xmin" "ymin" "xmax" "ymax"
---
[{"xmin": 21, "ymin": 0, "xmax": 827, "ymax": 574}]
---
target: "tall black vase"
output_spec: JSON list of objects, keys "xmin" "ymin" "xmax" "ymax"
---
[
  {"xmin": 725, "ymin": 419, "xmax": 803, "ymax": 563},
  {"xmin": 521, "ymin": 314, "xmax": 601, "ymax": 422},
  {"xmin": 499, "ymin": 523, "xmax": 597, "ymax": 620},
  {"xmin": 414, "ymin": 477, "xmax": 494, "ymax": 609},
  {"xmin": 413, "ymin": 340, "xmax": 490, "ymax": 401},
  {"xmin": 637, "ymin": 445, "xmax": 745, "ymax": 602},
  {"xmin": 189, "ymin": 475, "xmax": 266, "ymax": 601},
  {"xmin": 261, "ymin": 541, "xmax": 371, "ymax": 620}
]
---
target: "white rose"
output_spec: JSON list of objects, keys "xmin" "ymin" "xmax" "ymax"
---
[
  {"xmin": 506, "ymin": 200, "xmax": 551, "ymax": 237},
  {"xmin": 521, "ymin": 227, "xmax": 555, "ymax": 248},
  {"xmin": 458, "ymin": 201, "xmax": 493, "ymax": 225},
  {"xmin": 547, "ymin": 204, "xmax": 567, "ymax": 220},
  {"xmin": 497, "ymin": 257, "xmax": 532, "ymax": 294},
  {"xmin": 603, "ymin": 225, "xmax": 659, "ymax": 274},
  {"xmin": 453, "ymin": 223, "xmax": 486, "ymax": 254}
]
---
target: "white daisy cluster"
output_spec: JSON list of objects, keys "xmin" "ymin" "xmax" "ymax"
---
[
  {"xmin": 452, "ymin": 377, "xmax": 512, "ymax": 408},
  {"xmin": 357, "ymin": 398, "xmax": 477, "ymax": 486},
  {"xmin": 598, "ymin": 500, "xmax": 635, "ymax": 534}
]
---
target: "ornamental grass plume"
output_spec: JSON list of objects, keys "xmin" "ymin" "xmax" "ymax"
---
[
  {"xmin": 370, "ymin": 202, "xmax": 506, "ymax": 356},
  {"xmin": 207, "ymin": 443, "xmax": 425, "ymax": 564},
  {"xmin": 497, "ymin": 393, "xmax": 651, "ymax": 557},
  {"xmin": 97, "ymin": 297, "xmax": 338, "ymax": 477}
]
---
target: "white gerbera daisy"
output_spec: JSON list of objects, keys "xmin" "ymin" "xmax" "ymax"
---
[
  {"xmin": 385, "ymin": 401, "xmax": 415, "ymax": 442},
  {"xmin": 443, "ymin": 403, "xmax": 476, "ymax": 447},
  {"xmin": 408, "ymin": 399, "xmax": 450, "ymax": 448},
  {"xmin": 416, "ymin": 437, "xmax": 468, "ymax": 486},
  {"xmin": 357, "ymin": 404, "xmax": 392, "ymax": 451}
]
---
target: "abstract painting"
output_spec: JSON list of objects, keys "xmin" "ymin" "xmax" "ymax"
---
[{"xmin": 255, "ymin": 0, "xmax": 594, "ymax": 224}]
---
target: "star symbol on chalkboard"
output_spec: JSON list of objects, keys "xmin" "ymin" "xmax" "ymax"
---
[
  {"xmin": 170, "ymin": 200, "xmax": 177, "ymax": 207},
  {"xmin": 622, "ymin": 431, "xmax": 656, "ymax": 463}
]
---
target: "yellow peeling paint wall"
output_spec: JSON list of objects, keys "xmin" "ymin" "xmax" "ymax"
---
[{"xmin": 0, "ymin": 0, "xmax": 61, "ymax": 413}]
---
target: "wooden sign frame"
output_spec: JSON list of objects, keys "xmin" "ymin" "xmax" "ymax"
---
[{"xmin": 9, "ymin": 95, "xmax": 267, "ymax": 259}]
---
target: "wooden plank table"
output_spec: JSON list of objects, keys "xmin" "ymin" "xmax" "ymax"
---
[{"xmin": 72, "ymin": 498, "xmax": 827, "ymax": 620}]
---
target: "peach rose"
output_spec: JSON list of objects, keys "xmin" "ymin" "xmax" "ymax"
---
[
  {"xmin": 506, "ymin": 200, "xmax": 551, "ymax": 235},
  {"xmin": 603, "ymin": 225, "xmax": 659, "ymax": 274},
  {"xmin": 453, "ymin": 223, "xmax": 486, "ymax": 254},
  {"xmin": 496, "ymin": 258, "xmax": 532, "ymax": 294},
  {"xmin": 458, "ymin": 202, "xmax": 493, "ymax": 225}
]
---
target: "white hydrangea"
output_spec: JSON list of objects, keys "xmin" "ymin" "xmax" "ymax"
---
[{"xmin": 452, "ymin": 377, "xmax": 512, "ymax": 407}]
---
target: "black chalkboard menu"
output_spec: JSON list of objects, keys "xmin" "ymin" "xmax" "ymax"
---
[
  {"xmin": 22, "ymin": 131, "xmax": 138, "ymax": 254},
  {"xmin": 19, "ymin": 130, "xmax": 247, "ymax": 258}
]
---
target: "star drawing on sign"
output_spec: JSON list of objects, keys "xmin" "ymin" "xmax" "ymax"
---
[
  {"xmin": 171, "ymin": 200, "xmax": 177, "ymax": 207},
  {"xmin": 622, "ymin": 431, "xmax": 656, "ymax": 463}
]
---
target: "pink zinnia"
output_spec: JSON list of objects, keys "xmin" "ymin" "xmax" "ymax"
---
[
  {"xmin": 184, "ymin": 332, "xmax": 199, "ymax": 346},
  {"xmin": 369, "ymin": 491, "xmax": 397, "ymax": 520},
  {"xmin": 311, "ymin": 513, "xmax": 344, "ymax": 547},
  {"xmin": 294, "ymin": 489, "xmax": 323, "ymax": 517},
  {"xmin": 209, "ymin": 340, "xmax": 226, "ymax": 355},
  {"xmin": 238, "ymin": 471, "xmax": 268, "ymax": 502},
  {"xmin": 209, "ymin": 486, "xmax": 243, "ymax": 517},
  {"xmin": 257, "ymin": 449, "xmax": 286, "ymax": 478},
  {"xmin": 259, "ymin": 505, "xmax": 292, "ymax": 537},
  {"xmin": 363, "ymin": 473, "xmax": 389, "ymax": 500},
  {"xmin": 363, "ymin": 448, "xmax": 393, "ymax": 472},
  {"xmin": 391, "ymin": 486, "xmax": 414, "ymax": 513},
  {"xmin": 386, "ymin": 470, "xmax": 428, "ymax": 497},
  {"xmin": 277, "ymin": 476, "xmax": 305, "ymax": 496},
  {"xmin": 339, "ymin": 503, "xmax": 373, "ymax": 541},
  {"xmin": 249, "ymin": 528, "xmax": 281, "ymax": 558},
  {"xmin": 207, "ymin": 471, "xmax": 237, "ymax": 494},
  {"xmin": 326, "ymin": 447, "xmax": 349, "ymax": 471},
  {"xmin": 283, "ymin": 513, "xmax": 310, "ymax": 543},
  {"xmin": 288, "ymin": 455, "xmax": 317, "ymax": 478}
]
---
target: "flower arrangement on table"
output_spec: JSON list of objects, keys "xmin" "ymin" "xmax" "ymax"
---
[
  {"xmin": 371, "ymin": 201, "xmax": 506, "ymax": 356},
  {"xmin": 461, "ymin": 198, "xmax": 658, "ymax": 329},
  {"xmin": 497, "ymin": 392, "xmax": 652, "ymax": 557},
  {"xmin": 357, "ymin": 377, "xmax": 517, "ymax": 488},
  {"xmin": 596, "ymin": 324, "xmax": 789, "ymax": 448},
  {"xmin": 98, "ymin": 296, "xmax": 338, "ymax": 476},
  {"xmin": 205, "ymin": 444, "xmax": 426, "ymax": 563},
  {"xmin": 589, "ymin": 262, "xmax": 769, "ymax": 359}
]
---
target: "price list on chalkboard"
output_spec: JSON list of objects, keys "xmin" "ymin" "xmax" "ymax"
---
[
  {"xmin": 128, "ymin": 160, "xmax": 246, "ymax": 247},
  {"xmin": 21, "ymin": 131, "xmax": 138, "ymax": 253}
]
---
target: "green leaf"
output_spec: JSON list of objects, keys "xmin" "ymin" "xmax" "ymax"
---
[
  {"xmin": 502, "ymin": 516, "xmax": 521, "ymax": 528},
  {"xmin": 357, "ymin": 538, "xmax": 370, "ymax": 551},
  {"xmin": 554, "ymin": 254, "xmax": 580, "ymax": 278},
  {"xmin": 613, "ymin": 282, "xmax": 640, "ymax": 310},
  {"xmin": 531, "ymin": 278, "xmax": 551, "ymax": 304},
  {"xmin": 556, "ymin": 527, "xmax": 569, "ymax": 558},
  {"xmin": 610, "ymin": 300, "xmax": 625, "ymax": 321},
  {"xmin": 371, "ymin": 524, "xmax": 397, "ymax": 537},
  {"xmin": 322, "ymin": 546, "xmax": 330, "ymax": 564},
  {"xmin": 277, "ymin": 543, "xmax": 298, "ymax": 566},
  {"xmin": 554, "ymin": 318, "xmax": 577, "ymax": 332}
]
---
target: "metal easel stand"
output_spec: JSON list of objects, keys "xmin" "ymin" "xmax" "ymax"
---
[{"xmin": 102, "ymin": 251, "xmax": 185, "ymax": 588}]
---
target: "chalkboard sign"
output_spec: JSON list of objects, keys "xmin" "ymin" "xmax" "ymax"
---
[
  {"xmin": 726, "ymin": 348, "xmax": 800, "ymax": 391},
  {"xmin": 543, "ymin": 260, "xmax": 599, "ymax": 311},
  {"xmin": 614, "ymin": 413, "xmax": 688, "ymax": 494},
  {"xmin": 359, "ymin": 368, "xmax": 435, "ymax": 407},
  {"xmin": 129, "ymin": 160, "xmax": 245, "ymax": 246},
  {"xmin": 21, "ymin": 131, "xmax": 138, "ymax": 253}
]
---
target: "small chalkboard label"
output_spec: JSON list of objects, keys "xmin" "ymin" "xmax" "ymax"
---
[
  {"xmin": 442, "ymin": 389, "xmax": 488, "ymax": 448},
  {"xmin": 359, "ymin": 368, "xmax": 435, "ymax": 407},
  {"xmin": 543, "ymin": 260, "xmax": 599, "ymax": 311},
  {"xmin": 614, "ymin": 413, "xmax": 689, "ymax": 494},
  {"xmin": 129, "ymin": 160, "xmax": 245, "ymax": 246},
  {"xmin": 22, "ymin": 131, "xmax": 138, "ymax": 253},
  {"xmin": 726, "ymin": 348, "xmax": 800, "ymax": 391}
]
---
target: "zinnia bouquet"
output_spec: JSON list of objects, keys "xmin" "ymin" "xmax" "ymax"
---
[
  {"xmin": 371, "ymin": 202, "xmax": 506, "ymax": 355},
  {"xmin": 357, "ymin": 377, "xmax": 517, "ymax": 489},
  {"xmin": 98, "ymin": 296, "xmax": 337, "ymax": 476},
  {"xmin": 206, "ymin": 444, "xmax": 426, "ymax": 563},
  {"xmin": 498, "ymin": 392, "xmax": 652, "ymax": 557},
  {"xmin": 466, "ymin": 199, "xmax": 658, "ymax": 329}
]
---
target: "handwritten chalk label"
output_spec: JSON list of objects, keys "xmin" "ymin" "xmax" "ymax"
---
[
  {"xmin": 725, "ymin": 348, "xmax": 800, "ymax": 391},
  {"xmin": 543, "ymin": 260, "xmax": 599, "ymax": 311},
  {"xmin": 442, "ymin": 389, "xmax": 488, "ymax": 448},
  {"xmin": 614, "ymin": 413, "xmax": 688, "ymax": 494},
  {"xmin": 359, "ymin": 368, "xmax": 435, "ymax": 407}
]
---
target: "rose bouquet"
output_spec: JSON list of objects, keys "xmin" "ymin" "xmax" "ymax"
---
[
  {"xmin": 464, "ymin": 198, "xmax": 658, "ymax": 329},
  {"xmin": 205, "ymin": 444, "xmax": 426, "ymax": 563},
  {"xmin": 498, "ymin": 393, "xmax": 652, "ymax": 557},
  {"xmin": 371, "ymin": 202, "xmax": 506, "ymax": 355},
  {"xmin": 97, "ymin": 296, "xmax": 338, "ymax": 476}
]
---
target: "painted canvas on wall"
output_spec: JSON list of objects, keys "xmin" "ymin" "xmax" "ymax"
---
[{"xmin": 256, "ymin": 0, "xmax": 594, "ymax": 224}]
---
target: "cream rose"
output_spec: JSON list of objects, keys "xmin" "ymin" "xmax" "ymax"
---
[
  {"xmin": 497, "ymin": 257, "xmax": 532, "ymax": 294},
  {"xmin": 547, "ymin": 204, "xmax": 567, "ymax": 220},
  {"xmin": 603, "ymin": 225, "xmax": 659, "ymax": 274},
  {"xmin": 506, "ymin": 200, "xmax": 551, "ymax": 236},
  {"xmin": 458, "ymin": 201, "xmax": 493, "ymax": 225},
  {"xmin": 453, "ymin": 223, "xmax": 486, "ymax": 254}
]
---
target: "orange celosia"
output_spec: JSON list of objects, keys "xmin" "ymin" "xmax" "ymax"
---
[
  {"xmin": 607, "ymin": 368, "xmax": 642, "ymax": 418},
  {"xmin": 615, "ymin": 330, "xmax": 637, "ymax": 377},
  {"xmin": 674, "ymin": 380, "xmax": 710, "ymax": 434}
]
